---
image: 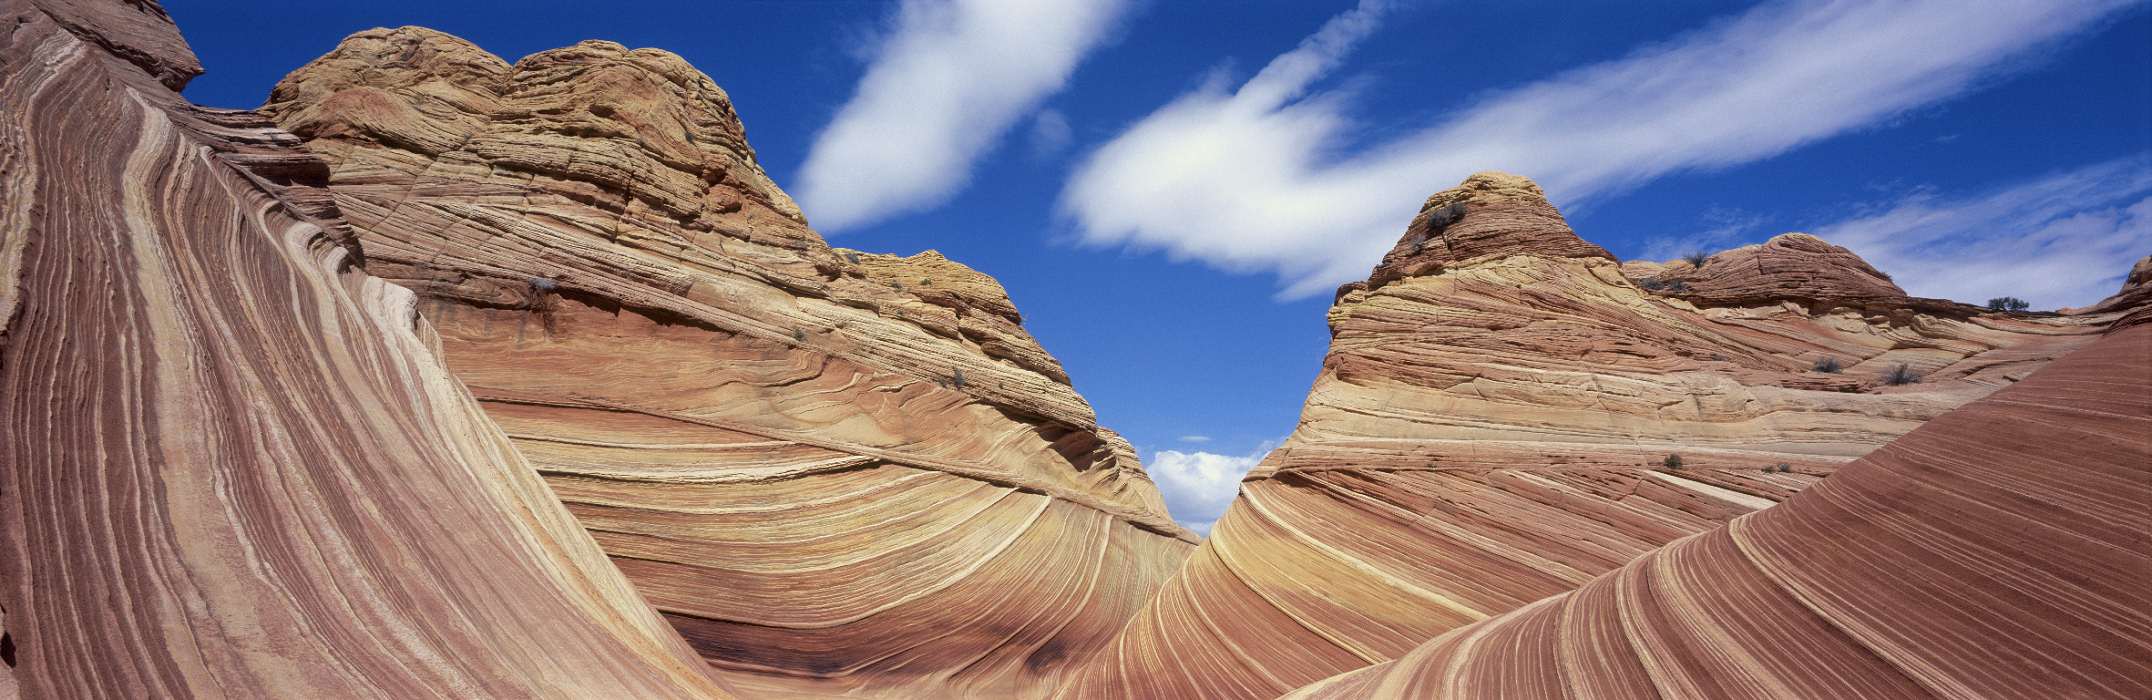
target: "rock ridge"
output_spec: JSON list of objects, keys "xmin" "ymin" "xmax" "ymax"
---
[
  {"xmin": 1062, "ymin": 171, "xmax": 2129, "ymax": 698},
  {"xmin": 266, "ymin": 24, "xmax": 1193, "ymax": 697}
]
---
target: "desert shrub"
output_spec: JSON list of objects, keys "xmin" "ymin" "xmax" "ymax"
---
[
  {"xmin": 1812, "ymin": 356, "xmax": 1842, "ymax": 373},
  {"xmin": 1883, "ymin": 363, "xmax": 1921, "ymax": 385},
  {"xmin": 1426, "ymin": 202, "xmax": 1467, "ymax": 233},
  {"xmin": 1682, "ymin": 250, "xmax": 1711, "ymax": 268},
  {"xmin": 1986, "ymin": 296, "xmax": 2030, "ymax": 312},
  {"xmin": 524, "ymin": 276, "xmax": 560, "ymax": 313},
  {"xmin": 1662, "ymin": 453, "xmax": 1684, "ymax": 470},
  {"xmin": 951, "ymin": 367, "xmax": 968, "ymax": 390},
  {"xmin": 843, "ymin": 251, "xmax": 862, "ymax": 264},
  {"xmin": 1638, "ymin": 278, "xmax": 1665, "ymax": 291},
  {"xmin": 792, "ymin": 327, "xmax": 806, "ymax": 342},
  {"xmin": 1771, "ymin": 463, "xmax": 1791, "ymax": 474}
]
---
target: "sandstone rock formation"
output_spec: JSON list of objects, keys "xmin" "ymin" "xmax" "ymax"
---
[
  {"xmin": 1622, "ymin": 232, "xmax": 1918, "ymax": 309},
  {"xmin": 1062, "ymin": 172, "xmax": 2125, "ymax": 698},
  {"xmin": 0, "ymin": 1, "xmax": 729, "ymax": 696},
  {"xmin": 261, "ymin": 26, "xmax": 1194, "ymax": 697},
  {"xmin": 1288, "ymin": 311, "xmax": 2152, "ymax": 699},
  {"xmin": 2067, "ymin": 254, "xmax": 2152, "ymax": 315}
]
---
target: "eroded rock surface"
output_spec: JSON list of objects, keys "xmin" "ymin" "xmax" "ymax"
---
[
  {"xmin": 0, "ymin": 2, "xmax": 728, "ymax": 696},
  {"xmin": 1288, "ymin": 312, "xmax": 2152, "ymax": 699},
  {"xmin": 1622, "ymin": 232, "xmax": 1919, "ymax": 309},
  {"xmin": 264, "ymin": 26, "xmax": 1194, "ymax": 697},
  {"xmin": 1063, "ymin": 173, "xmax": 2124, "ymax": 698}
]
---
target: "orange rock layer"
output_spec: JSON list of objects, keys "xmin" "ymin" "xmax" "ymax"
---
[
  {"xmin": 1063, "ymin": 172, "xmax": 2129, "ymax": 698},
  {"xmin": 262, "ymin": 26, "xmax": 1193, "ymax": 697},
  {"xmin": 1288, "ymin": 313, "xmax": 2152, "ymax": 699},
  {"xmin": 0, "ymin": 1, "xmax": 727, "ymax": 696}
]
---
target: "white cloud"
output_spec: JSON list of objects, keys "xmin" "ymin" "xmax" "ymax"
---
[
  {"xmin": 1637, "ymin": 207, "xmax": 1765, "ymax": 262},
  {"xmin": 1176, "ymin": 434, "xmax": 1211, "ymax": 443},
  {"xmin": 1150, "ymin": 441, "xmax": 1277, "ymax": 534},
  {"xmin": 796, "ymin": 0, "xmax": 1129, "ymax": 231},
  {"xmin": 1028, "ymin": 109, "xmax": 1074, "ymax": 160},
  {"xmin": 1807, "ymin": 156, "xmax": 2151, "ymax": 310},
  {"xmin": 1060, "ymin": 0, "xmax": 2140, "ymax": 298}
]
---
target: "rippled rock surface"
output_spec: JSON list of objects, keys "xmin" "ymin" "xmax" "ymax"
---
[
  {"xmin": 262, "ymin": 26, "xmax": 1194, "ymax": 697},
  {"xmin": 0, "ymin": 2, "xmax": 730, "ymax": 696},
  {"xmin": 1063, "ymin": 172, "xmax": 2130, "ymax": 698},
  {"xmin": 1288, "ymin": 309, "xmax": 2152, "ymax": 699}
]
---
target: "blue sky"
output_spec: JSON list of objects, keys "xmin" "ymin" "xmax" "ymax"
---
[{"xmin": 172, "ymin": 1, "xmax": 2151, "ymax": 532}]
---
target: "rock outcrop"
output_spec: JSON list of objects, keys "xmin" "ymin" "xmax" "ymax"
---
[
  {"xmin": 1622, "ymin": 233, "xmax": 1918, "ymax": 309},
  {"xmin": 0, "ymin": 1, "xmax": 729, "ymax": 696},
  {"xmin": 262, "ymin": 26, "xmax": 1194, "ymax": 697},
  {"xmin": 2068, "ymin": 254, "xmax": 2152, "ymax": 315},
  {"xmin": 1288, "ymin": 314, "xmax": 2152, "ymax": 699},
  {"xmin": 1063, "ymin": 172, "xmax": 2124, "ymax": 698}
]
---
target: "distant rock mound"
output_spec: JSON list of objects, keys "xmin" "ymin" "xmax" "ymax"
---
[
  {"xmin": 1289, "ymin": 315, "xmax": 2152, "ymax": 699},
  {"xmin": 265, "ymin": 25, "xmax": 1193, "ymax": 698},
  {"xmin": 1622, "ymin": 232, "xmax": 1916, "ymax": 309},
  {"xmin": 1064, "ymin": 172, "xmax": 2128, "ymax": 698},
  {"xmin": 2067, "ymin": 254, "xmax": 2152, "ymax": 315}
]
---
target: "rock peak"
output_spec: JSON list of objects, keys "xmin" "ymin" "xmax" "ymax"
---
[
  {"xmin": 1366, "ymin": 171, "xmax": 1614, "ymax": 289},
  {"xmin": 1622, "ymin": 232, "xmax": 1909, "ymax": 308}
]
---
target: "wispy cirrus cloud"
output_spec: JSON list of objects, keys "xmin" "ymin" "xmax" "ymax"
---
[
  {"xmin": 1060, "ymin": 0, "xmax": 2143, "ymax": 298},
  {"xmin": 1809, "ymin": 156, "xmax": 2151, "ymax": 310},
  {"xmin": 797, "ymin": 0, "xmax": 1129, "ymax": 231}
]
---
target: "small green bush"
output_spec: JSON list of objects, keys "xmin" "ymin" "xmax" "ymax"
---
[
  {"xmin": 1662, "ymin": 453, "xmax": 1684, "ymax": 470},
  {"xmin": 1986, "ymin": 296, "xmax": 2030, "ymax": 312},
  {"xmin": 1682, "ymin": 251, "xmax": 1711, "ymax": 268},
  {"xmin": 1883, "ymin": 363, "xmax": 1921, "ymax": 385},
  {"xmin": 1812, "ymin": 356, "xmax": 1842, "ymax": 373}
]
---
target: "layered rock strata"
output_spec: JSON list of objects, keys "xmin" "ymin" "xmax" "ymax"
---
[
  {"xmin": 1062, "ymin": 172, "xmax": 2121, "ymax": 697},
  {"xmin": 1289, "ymin": 311, "xmax": 2152, "ymax": 699},
  {"xmin": 263, "ymin": 26, "xmax": 1194, "ymax": 697},
  {"xmin": 1621, "ymin": 232, "xmax": 1920, "ymax": 310},
  {"xmin": 0, "ymin": 1, "xmax": 729, "ymax": 696}
]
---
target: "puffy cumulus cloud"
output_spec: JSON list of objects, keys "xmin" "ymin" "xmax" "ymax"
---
[
  {"xmin": 1808, "ymin": 156, "xmax": 2152, "ymax": 310},
  {"xmin": 1149, "ymin": 441, "xmax": 1278, "ymax": 534},
  {"xmin": 1060, "ymin": 0, "xmax": 2140, "ymax": 298},
  {"xmin": 797, "ymin": 0, "xmax": 1129, "ymax": 231}
]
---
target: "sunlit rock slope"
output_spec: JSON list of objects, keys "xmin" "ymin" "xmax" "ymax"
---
[
  {"xmin": 0, "ymin": 1, "xmax": 730, "ymax": 696},
  {"xmin": 262, "ymin": 26, "xmax": 1195, "ymax": 697},
  {"xmin": 1061, "ymin": 172, "xmax": 2128, "ymax": 698},
  {"xmin": 1288, "ymin": 307, "xmax": 2152, "ymax": 699}
]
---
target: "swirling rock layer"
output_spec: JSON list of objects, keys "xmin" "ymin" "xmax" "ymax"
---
[
  {"xmin": 0, "ymin": 1, "xmax": 727, "ymax": 696},
  {"xmin": 264, "ymin": 26, "xmax": 1194, "ymax": 697},
  {"xmin": 1064, "ymin": 172, "xmax": 2123, "ymax": 698},
  {"xmin": 1290, "ymin": 315, "xmax": 2152, "ymax": 699}
]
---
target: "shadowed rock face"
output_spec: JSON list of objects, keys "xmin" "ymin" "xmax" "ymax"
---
[
  {"xmin": 262, "ymin": 26, "xmax": 1194, "ymax": 698},
  {"xmin": 1288, "ymin": 314, "xmax": 2152, "ymax": 699},
  {"xmin": 0, "ymin": 1, "xmax": 729, "ymax": 696},
  {"xmin": 1061, "ymin": 173, "xmax": 2126, "ymax": 698}
]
